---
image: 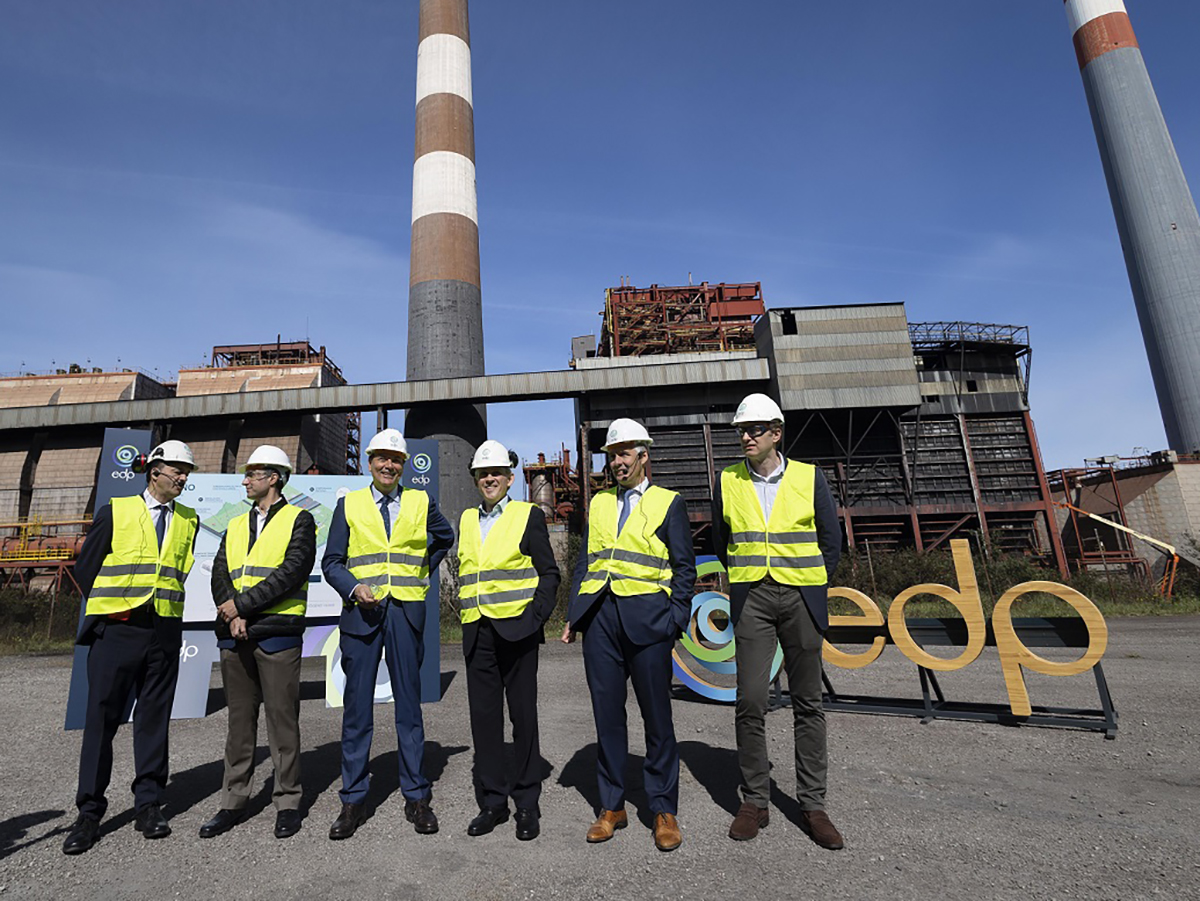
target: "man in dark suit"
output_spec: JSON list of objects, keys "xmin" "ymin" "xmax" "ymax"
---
[
  {"xmin": 563, "ymin": 418, "xmax": 696, "ymax": 852},
  {"xmin": 712, "ymin": 393, "xmax": 844, "ymax": 850},
  {"xmin": 64, "ymin": 440, "xmax": 200, "ymax": 855},
  {"xmin": 321, "ymin": 428, "xmax": 454, "ymax": 839},
  {"xmin": 457, "ymin": 439, "xmax": 560, "ymax": 841}
]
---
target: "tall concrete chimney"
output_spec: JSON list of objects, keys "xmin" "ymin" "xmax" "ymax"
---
[
  {"xmin": 1063, "ymin": 0, "xmax": 1200, "ymax": 452},
  {"xmin": 406, "ymin": 0, "xmax": 486, "ymax": 517}
]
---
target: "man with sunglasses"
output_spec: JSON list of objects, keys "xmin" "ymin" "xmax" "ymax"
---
[
  {"xmin": 200, "ymin": 445, "xmax": 315, "ymax": 841},
  {"xmin": 64, "ymin": 440, "xmax": 200, "ymax": 855},
  {"xmin": 712, "ymin": 393, "xmax": 845, "ymax": 850}
]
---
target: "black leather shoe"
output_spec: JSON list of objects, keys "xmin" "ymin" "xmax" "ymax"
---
[
  {"xmin": 405, "ymin": 798, "xmax": 439, "ymax": 835},
  {"xmin": 274, "ymin": 809, "xmax": 302, "ymax": 839},
  {"xmin": 133, "ymin": 804, "xmax": 171, "ymax": 840},
  {"xmin": 329, "ymin": 802, "xmax": 364, "ymax": 840},
  {"xmin": 198, "ymin": 808, "xmax": 244, "ymax": 839},
  {"xmin": 467, "ymin": 806, "xmax": 509, "ymax": 836},
  {"xmin": 62, "ymin": 815, "xmax": 100, "ymax": 855},
  {"xmin": 514, "ymin": 808, "xmax": 540, "ymax": 841}
]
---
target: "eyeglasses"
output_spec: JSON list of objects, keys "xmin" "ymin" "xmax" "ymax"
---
[
  {"xmin": 242, "ymin": 471, "xmax": 274, "ymax": 482},
  {"xmin": 734, "ymin": 424, "xmax": 774, "ymax": 438}
]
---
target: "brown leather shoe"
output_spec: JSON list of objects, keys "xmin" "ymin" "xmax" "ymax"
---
[
  {"xmin": 653, "ymin": 812, "xmax": 682, "ymax": 852},
  {"xmin": 585, "ymin": 809, "xmax": 628, "ymax": 843},
  {"xmin": 728, "ymin": 801, "xmax": 769, "ymax": 841},
  {"xmin": 800, "ymin": 810, "xmax": 844, "ymax": 850}
]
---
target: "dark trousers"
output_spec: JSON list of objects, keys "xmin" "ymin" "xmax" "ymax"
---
[
  {"xmin": 339, "ymin": 602, "xmax": 429, "ymax": 804},
  {"xmin": 76, "ymin": 618, "xmax": 180, "ymax": 820},
  {"xmin": 734, "ymin": 578, "xmax": 827, "ymax": 810},
  {"xmin": 581, "ymin": 595, "xmax": 679, "ymax": 815},
  {"xmin": 219, "ymin": 643, "xmax": 302, "ymax": 811},
  {"xmin": 464, "ymin": 619, "xmax": 541, "ymax": 811}
]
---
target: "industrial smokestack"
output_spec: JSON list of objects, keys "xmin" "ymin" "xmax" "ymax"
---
[
  {"xmin": 1063, "ymin": 0, "xmax": 1200, "ymax": 452},
  {"xmin": 406, "ymin": 0, "xmax": 486, "ymax": 517}
]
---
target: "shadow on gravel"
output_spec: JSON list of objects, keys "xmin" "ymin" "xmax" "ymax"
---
[
  {"xmin": 677, "ymin": 739, "xmax": 811, "ymax": 831},
  {"xmin": 362, "ymin": 741, "xmax": 469, "ymax": 818},
  {"xmin": 468, "ymin": 747, "xmax": 554, "ymax": 809},
  {"xmin": 557, "ymin": 743, "xmax": 656, "ymax": 828},
  {"xmin": 678, "ymin": 741, "xmax": 741, "ymax": 814},
  {"xmin": 0, "ymin": 809, "xmax": 66, "ymax": 861}
]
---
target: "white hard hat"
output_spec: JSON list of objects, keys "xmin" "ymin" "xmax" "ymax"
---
[
  {"xmin": 601, "ymin": 418, "xmax": 653, "ymax": 452},
  {"xmin": 732, "ymin": 393, "xmax": 784, "ymax": 426},
  {"xmin": 366, "ymin": 428, "xmax": 408, "ymax": 457},
  {"xmin": 147, "ymin": 440, "xmax": 196, "ymax": 471},
  {"xmin": 471, "ymin": 439, "xmax": 516, "ymax": 471},
  {"xmin": 238, "ymin": 445, "xmax": 293, "ymax": 474}
]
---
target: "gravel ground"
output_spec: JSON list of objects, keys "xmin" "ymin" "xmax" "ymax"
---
[{"xmin": 0, "ymin": 617, "xmax": 1197, "ymax": 901}]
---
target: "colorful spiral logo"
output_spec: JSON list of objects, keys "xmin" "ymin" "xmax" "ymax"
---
[
  {"xmin": 112, "ymin": 444, "xmax": 139, "ymax": 467},
  {"xmin": 411, "ymin": 453, "xmax": 432, "ymax": 474},
  {"xmin": 672, "ymin": 556, "xmax": 783, "ymax": 703}
]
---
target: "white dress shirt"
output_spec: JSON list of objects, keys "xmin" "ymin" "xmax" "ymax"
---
[
  {"xmin": 478, "ymin": 495, "xmax": 509, "ymax": 543},
  {"xmin": 617, "ymin": 477, "xmax": 650, "ymax": 531},
  {"xmin": 142, "ymin": 489, "xmax": 173, "ymax": 533},
  {"xmin": 371, "ymin": 484, "xmax": 402, "ymax": 529},
  {"xmin": 747, "ymin": 456, "xmax": 786, "ymax": 522}
]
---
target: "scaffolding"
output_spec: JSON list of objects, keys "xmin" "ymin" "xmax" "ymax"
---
[{"xmin": 598, "ymin": 282, "xmax": 763, "ymax": 357}]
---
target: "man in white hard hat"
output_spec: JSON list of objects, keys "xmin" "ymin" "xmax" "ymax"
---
[
  {"xmin": 199, "ymin": 445, "xmax": 316, "ymax": 841},
  {"xmin": 563, "ymin": 418, "xmax": 696, "ymax": 852},
  {"xmin": 321, "ymin": 428, "xmax": 454, "ymax": 839},
  {"xmin": 64, "ymin": 440, "xmax": 200, "ymax": 855},
  {"xmin": 457, "ymin": 440, "xmax": 560, "ymax": 841},
  {"xmin": 713, "ymin": 393, "xmax": 844, "ymax": 849}
]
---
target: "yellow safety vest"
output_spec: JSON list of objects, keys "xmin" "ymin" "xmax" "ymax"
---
[
  {"xmin": 458, "ymin": 501, "xmax": 538, "ymax": 624},
  {"xmin": 87, "ymin": 495, "xmax": 197, "ymax": 618},
  {"xmin": 578, "ymin": 485, "xmax": 675, "ymax": 599},
  {"xmin": 721, "ymin": 459, "xmax": 826, "ymax": 586},
  {"xmin": 345, "ymin": 486, "xmax": 430, "ymax": 602},
  {"xmin": 225, "ymin": 503, "xmax": 307, "ymax": 617}
]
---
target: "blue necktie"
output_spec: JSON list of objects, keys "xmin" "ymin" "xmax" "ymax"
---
[
  {"xmin": 379, "ymin": 494, "xmax": 391, "ymax": 538},
  {"xmin": 154, "ymin": 504, "xmax": 168, "ymax": 548},
  {"xmin": 617, "ymin": 490, "xmax": 633, "ymax": 533}
]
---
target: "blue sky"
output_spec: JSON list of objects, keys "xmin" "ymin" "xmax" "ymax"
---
[{"xmin": 3, "ymin": 1, "xmax": 1199, "ymax": 471}]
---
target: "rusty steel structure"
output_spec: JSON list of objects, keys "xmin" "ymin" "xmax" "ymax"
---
[
  {"xmin": 1048, "ymin": 465, "xmax": 1150, "ymax": 580},
  {"xmin": 0, "ymin": 516, "xmax": 87, "ymax": 598},
  {"xmin": 598, "ymin": 282, "xmax": 764, "ymax": 357},
  {"xmin": 574, "ymin": 304, "xmax": 1068, "ymax": 574},
  {"xmin": 522, "ymin": 446, "xmax": 610, "ymax": 527}
]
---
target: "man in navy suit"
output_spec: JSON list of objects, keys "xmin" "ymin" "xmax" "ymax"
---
[
  {"xmin": 563, "ymin": 418, "xmax": 695, "ymax": 852},
  {"xmin": 321, "ymin": 428, "xmax": 454, "ymax": 839}
]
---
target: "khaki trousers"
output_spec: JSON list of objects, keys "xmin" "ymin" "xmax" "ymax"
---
[
  {"xmin": 219, "ymin": 643, "xmax": 302, "ymax": 811},
  {"xmin": 734, "ymin": 578, "xmax": 827, "ymax": 811}
]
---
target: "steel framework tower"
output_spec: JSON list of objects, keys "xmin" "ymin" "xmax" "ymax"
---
[
  {"xmin": 1063, "ymin": 0, "xmax": 1200, "ymax": 452},
  {"xmin": 405, "ymin": 0, "xmax": 486, "ymax": 516}
]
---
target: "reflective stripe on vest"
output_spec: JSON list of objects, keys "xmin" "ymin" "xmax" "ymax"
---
[
  {"xmin": 87, "ymin": 495, "xmax": 198, "ymax": 618},
  {"xmin": 225, "ymin": 503, "xmax": 307, "ymax": 617},
  {"xmin": 577, "ymin": 485, "xmax": 675, "ymax": 599},
  {"xmin": 457, "ymin": 501, "xmax": 538, "ymax": 624},
  {"xmin": 721, "ymin": 459, "xmax": 826, "ymax": 586},
  {"xmin": 345, "ymin": 487, "xmax": 430, "ymax": 602}
]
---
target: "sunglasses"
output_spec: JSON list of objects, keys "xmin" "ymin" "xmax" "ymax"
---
[{"xmin": 734, "ymin": 424, "xmax": 775, "ymax": 438}]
